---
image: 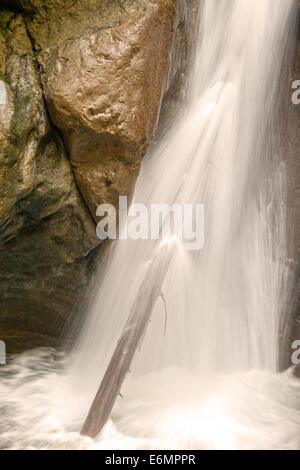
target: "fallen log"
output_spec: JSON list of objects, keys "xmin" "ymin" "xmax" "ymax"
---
[{"xmin": 81, "ymin": 244, "xmax": 173, "ymax": 438}]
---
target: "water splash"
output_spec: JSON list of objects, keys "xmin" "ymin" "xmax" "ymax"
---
[{"xmin": 1, "ymin": 350, "xmax": 300, "ymax": 450}]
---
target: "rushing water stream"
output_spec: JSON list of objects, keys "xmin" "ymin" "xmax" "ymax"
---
[{"xmin": 1, "ymin": 0, "xmax": 300, "ymax": 450}]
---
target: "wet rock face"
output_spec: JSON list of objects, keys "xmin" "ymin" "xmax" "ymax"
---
[
  {"xmin": 0, "ymin": 10, "xmax": 98, "ymax": 352},
  {"xmin": 25, "ymin": 0, "xmax": 177, "ymax": 219},
  {"xmin": 287, "ymin": 32, "xmax": 300, "ymax": 364},
  {"xmin": 0, "ymin": 1, "xmax": 179, "ymax": 352}
]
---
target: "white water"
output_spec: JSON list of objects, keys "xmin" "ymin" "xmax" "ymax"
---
[{"xmin": 1, "ymin": 0, "xmax": 300, "ymax": 450}]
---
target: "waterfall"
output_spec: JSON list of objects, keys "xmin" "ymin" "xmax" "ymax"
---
[
  {"xmin": 64, "ymin": 0, "xmax": 300, "ymax": 448},
  {"xmin": 1, "ymin": 0, "xmax": 300, "ymax": 451},
  {"xmin": 75, "ymin": 0, "xmax": 296, "ymax": 388}
]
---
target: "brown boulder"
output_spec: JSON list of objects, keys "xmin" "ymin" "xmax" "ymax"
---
[{"xmin": 26, "ymin": 0, "xmax": 177, "ymax": 219}]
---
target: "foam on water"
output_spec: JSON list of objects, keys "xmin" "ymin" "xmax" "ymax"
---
[{"xmin": 1, "ymin": 349, "xmax": 300, "ymax": 450}]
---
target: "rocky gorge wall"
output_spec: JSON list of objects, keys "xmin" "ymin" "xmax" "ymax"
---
[
  {"xmin": 0, "ymin": 0, "xmax": 299, "ymax": 359},
  {"xmin": 0, "ymin": 0, "xmax": 196, "ymax": 352},
  {"xmin": 286, "ymin": 12, "xmax": 300, "ymax": 367}
]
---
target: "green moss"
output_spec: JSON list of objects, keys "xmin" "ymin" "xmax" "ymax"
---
[
  {"xmin": 0, "ymin": 71, "xmax": 8, "ymax": 83},
  {"xmin": 8, "ymin": 143, "xmax": 19, "ymax": 165},
  {"xmin": 0, "ymin": 10, "xmax": 14, "ymax": 31},
  {"xmin": 11, "ymin": 92, "xmax": 32, "ymax": 136}
]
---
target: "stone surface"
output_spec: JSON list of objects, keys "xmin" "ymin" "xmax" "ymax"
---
[
  {"xmin": 283, "ymin": 30, "xmax": 300, "ymax": 369},
  {"xmin": 156, "ymin": 0, "xmax": 199, "ymax": 137},
  {"xmin": 0, "ymin": 10, "xmax": 99, "ymax": 353},
  {"xmin": 25, "ymin": 0, "xmax": 177, "ymax": 219},
  {"xmin": 0, "ymin": 1, "xmax": 182, "ymax": 352},
  {"xmin": 287, "ymin": 39, "xmax": 300, "ymax": 260}
]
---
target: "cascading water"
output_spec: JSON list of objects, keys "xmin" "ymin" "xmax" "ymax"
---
[
  {"xmin": 1, "ymin": 0, "xmax": 300, "ymax": 451},
  {"xmin": 76, "ymin": 0, "xmax": 293, "ymax": 379}
]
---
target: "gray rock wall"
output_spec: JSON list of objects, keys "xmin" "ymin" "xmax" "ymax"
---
[{"xmin": 0, "ymin": 1, "xmax": 186, "ymax": 352}]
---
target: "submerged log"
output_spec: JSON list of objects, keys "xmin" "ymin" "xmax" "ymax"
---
[{"xmin": 81, "ymin": 244, "xmax": 173, "ymax": 438}]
